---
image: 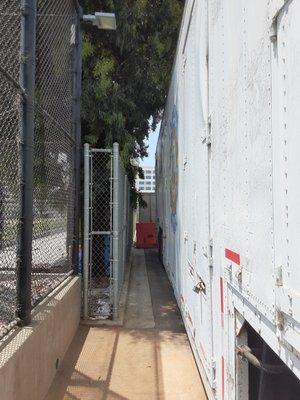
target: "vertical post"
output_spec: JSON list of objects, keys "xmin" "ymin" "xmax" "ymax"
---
[
  {"xmin": 112, "ymin": 142, "xmax": 119, "ymax": 319},
  {"xmin": 83, "ymin": 143, "xmax": 90, "ymax": 319},
  {"xmin": 122, "ymin": 175, "xmax": 128, "ymax": 268},
  {"xmin": 127, "ymin": 182, "xmax": 131, "ymax": 257},
  {"xmin": 17, "ymin": 0, "xmax": 36, "ymax": 325},
  {"xmin": 109, "ymin": 151, "xmax": 113, "ymax": 308},
  {"xmin": 73, "ymin": 6, "xmax": 83, "ymax": 273}
]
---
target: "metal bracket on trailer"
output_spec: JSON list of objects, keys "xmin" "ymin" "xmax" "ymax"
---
[
  {"xmin": 208, "ymin": 238, "xmax": 213, "ymax": 268},
  {"xmin": 211, "ymin": 359, "xmax": 217, "ymax": 390}
]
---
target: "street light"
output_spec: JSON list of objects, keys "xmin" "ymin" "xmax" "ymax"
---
[{"xmin": 83, "ymin": 12, "xmax": 117, "ymax": 31}]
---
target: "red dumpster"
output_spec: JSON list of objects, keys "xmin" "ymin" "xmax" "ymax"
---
[{"xmin": 136, "ymin": 222, "xmax": 157, "ymax": 249}]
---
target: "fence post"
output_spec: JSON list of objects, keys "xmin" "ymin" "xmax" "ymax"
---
[
  {"xmin": 73, "ymin": 6, "xmax": 83, "ymax": 273},
  {"xmin": 123, "ymin": 175, "xmax": 128, "ymax": 269},
  {"xmin": 127, "ymin": 181, "xmax": 131, "ymax": 259},
  {"xmin": 83, "ymin": 143, "xmax": 90, "ymax": 319},
  {"xmin": 112, "ymin": 142, "xmax": 119, "ymax": 319},
  {"xmin": 17, "ymin": 0, "xmax": 36, "ymax": 325}
]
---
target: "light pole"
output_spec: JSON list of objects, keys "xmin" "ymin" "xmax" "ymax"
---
[{"xmin": 83, "ymin": 12, "xmax": 117, "ymax": 30}]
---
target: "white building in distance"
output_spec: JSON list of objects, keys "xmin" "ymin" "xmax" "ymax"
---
[{"xmin": 136, "ymin": 166, "xmax": 156, "ymax": 193}]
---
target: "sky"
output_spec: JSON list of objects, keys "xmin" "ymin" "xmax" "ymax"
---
[{"xmin": 139, "ymin": 122, "xmax": 161, "ymax": 167}]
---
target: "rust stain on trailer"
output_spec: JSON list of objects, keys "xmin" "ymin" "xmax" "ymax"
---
[
  {"xmin": 180, "ymin": 293, "xmax": 185, "ymax": 304},
  {"xmin": 187, "ymin": 311, "xmax": 194, "ymax": 327},
  {"xmin": 199, "ymin": 341, "xmax": 207, "ymax": 362}
]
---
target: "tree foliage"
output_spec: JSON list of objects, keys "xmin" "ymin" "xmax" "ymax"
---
[{"xmin": 81, "ymin": 0, "xmax": 184, "ymax": 200}]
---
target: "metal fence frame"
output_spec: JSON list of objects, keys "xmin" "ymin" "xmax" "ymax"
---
[
  {"xmin": 83, "ymin": 143, "xmax": 131, "ymax": 321},
  {"xmin": 0, "ymin": 0, "xmax": 82, "ymax": 340}
]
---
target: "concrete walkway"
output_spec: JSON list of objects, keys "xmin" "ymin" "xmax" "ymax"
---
[{"xmin": 45, "ymin": 249, "xmax": 207, "ymax": 400}]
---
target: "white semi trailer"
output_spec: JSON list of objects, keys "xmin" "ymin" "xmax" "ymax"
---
[{"xmin": 156, "ymin": 1, "xmax": 300, "ymax": 398}]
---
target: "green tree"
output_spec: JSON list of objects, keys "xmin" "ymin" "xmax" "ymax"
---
[{"xmin": 81, "ymin": 0, "xmax": 184, "ymax": 202}]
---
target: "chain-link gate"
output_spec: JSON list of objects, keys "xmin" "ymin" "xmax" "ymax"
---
[{"xmin": 83, "ymin": 143, "xmax": 131, "ymax": 320}]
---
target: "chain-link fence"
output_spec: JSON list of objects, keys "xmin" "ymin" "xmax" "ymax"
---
[
  {"xmin": 83, "ymin": 143, "xmax": 132, "ymax": 320},
  {"xmin": 0, "ymin": 0, "xmax": 81, "ymax": 339},
  {"xmin": 31, "ymin": 0, "xmax": 77, "ymax": 306},
  {"xmin": 0, "ymin": 0, "xmax": 22, "ymax": 338}
]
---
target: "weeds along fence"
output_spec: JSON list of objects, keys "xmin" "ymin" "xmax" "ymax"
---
[
  {"xmin": 83, "ymin": 143, "xmax": 132, "ymax": 321},
  {"xmin": 0, "ymin": 0, "xmax": 81, "ymax": 339}
]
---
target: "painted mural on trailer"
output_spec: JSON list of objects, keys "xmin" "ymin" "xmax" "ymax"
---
[{"xmin": 170, "ymin": 104, "xmax": 178, "ymax": 233}]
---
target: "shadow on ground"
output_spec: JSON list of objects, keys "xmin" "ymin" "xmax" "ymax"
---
[{"xmin": 44, "ymin": 249, "xmax": 207, "ymax": 400}]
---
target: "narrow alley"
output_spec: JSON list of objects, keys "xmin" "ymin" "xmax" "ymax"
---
[{"xmin": 44, "ymin": 249, "xmax": 207, "ymax": 400}]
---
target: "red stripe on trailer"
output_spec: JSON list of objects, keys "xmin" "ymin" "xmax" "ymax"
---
[
  {"xmin": 180, "ymin": 294, "xmax": 185, "ymax": 304},
  {"xmin": 221, "ymin": 357, "xmax": 225, "ymax": 400},
  {"xmin": 220, "ymin": 277, "xmax": 224, "ymax": 327},
  {"xmin": 225, "ymin": 248, "xmax": 240, "ymax": 265}
]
